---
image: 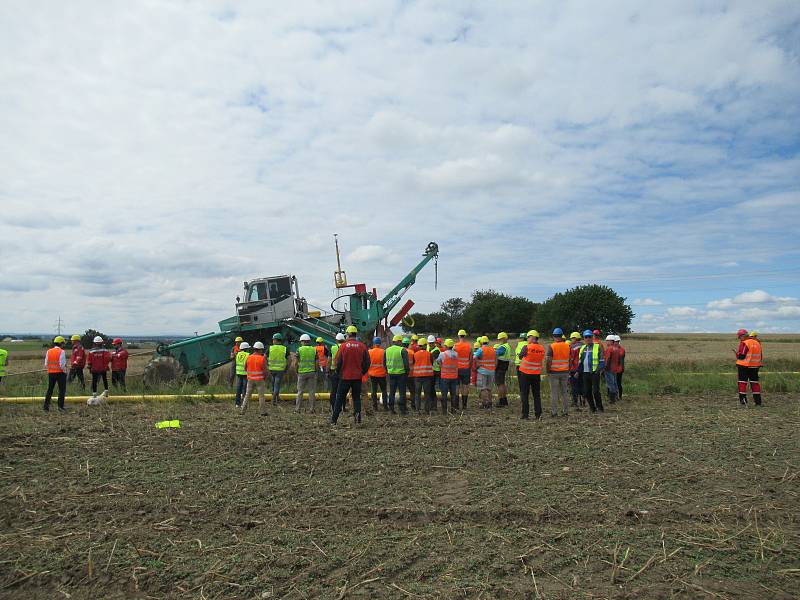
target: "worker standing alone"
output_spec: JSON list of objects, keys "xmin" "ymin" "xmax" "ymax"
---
[
  {"xmin": 517, "ymin": 330, "xmax": 545, "ymax": 419},
  {"xmin": 268, "ymin": 333, "xmax": 288, "ymax": 406},
  {"xmin": 233, "ymin": 341, "xmax": 251, "ymax": 408},
  {"xmin": 67, "ymin": 334, "xmax": 86, "ymax": 390},
  {"xmin": 110, "ymin": 338, "xmax": 128, "ymax": 392},
  {"xmin": 87, "ymin": 336, "xmax": 111, "ymax": 396},
  {"xmin": 735, "ymin": 329, "xmax": 763, "ymax": 406},
  {"xmin": 296, "ymin": 334, "xmax": 319, "ymax": 413},
  {"xmin": 43, "ymin": 336, "xmax": 68, "ymax": 412},
  {"xmin": 454, "ymin": 329, "xmax": 473, "ymax": 409},
  {"xmin": 331, "ymin": 326, "xmax": 370, "ymax": 424},
  {"xmin": 545, "ymin": 328, "xmax": 571, "ymax": 417},
  {"xmin": 241, "ymin": 341, "xmax": 268, "ymax": 416}
]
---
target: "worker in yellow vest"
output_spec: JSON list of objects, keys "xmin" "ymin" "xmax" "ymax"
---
[
  {"xmin": 43, "ymin": 336, "xmax": 68, "ymax": 412},
  {"xmin": 545, "ymin": 328, "xmax": 571, "ymax": 417},
  {"xmin": 0, "ymin": 345, "xmax": 8, "ymax": 384},
  {"xmin": 233, "ymin": 342, "xmax": 251, "ymax": 408},
  {"xmin": 268, "ymin": 333, "xmax": 288, "ymax": 406},
  {"xmin": 230, "ymin": 336, "xmax": 243, "ymax": 385},
  {"xmin": 296, "ymin": 334, "xmax": 319, "ymax": 413},
  {"xmin": 735, "ymin": 329, "xmax": 763, "ymax": 406}
]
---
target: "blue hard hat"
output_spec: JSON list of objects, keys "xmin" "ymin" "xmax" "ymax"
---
[
  {"xmin": 372, "ymin": 336, "xmax": 381, "ymax": 345},
  {"xmin": 552, "ymin": 327, "xmax": 563, "ymax": 336},
  {"xmin": 582, "ymin": 329, "xmax": 593, "ymax": 338}
]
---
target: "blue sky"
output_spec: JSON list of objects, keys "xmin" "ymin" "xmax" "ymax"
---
[{"xmin": 1, "ymin": 1, "xmax": 799, "ymax": 335}]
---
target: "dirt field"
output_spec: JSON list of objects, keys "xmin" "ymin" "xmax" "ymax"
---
[{"xmin": 1, "ymin": 392, "xmax": 798, "ymax": 599}]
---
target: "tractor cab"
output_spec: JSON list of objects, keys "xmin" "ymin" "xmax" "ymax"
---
[{"xmin": 236, "ymin": 275, "xmax": 307, "ymax": 325}]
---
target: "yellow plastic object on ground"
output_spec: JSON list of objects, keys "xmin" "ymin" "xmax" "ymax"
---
[{"xmin": 155, "ymin": 420, "xmax": 181, "ymax": 429}]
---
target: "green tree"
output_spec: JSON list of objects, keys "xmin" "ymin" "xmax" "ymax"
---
[
  {"xmin": 440, "ymin": 297, "xmax": 466, "ymax": 331},
  {"xmin": 536, "ymin": 285, "xmax": 634, "ymax": 334},
  {"xmin": 462, "ymin": 290, "xmax": 537, "ymax": 336},
  {"xmin": 81, "ymin": 329, "xmax": 109, "ymax": 348}
]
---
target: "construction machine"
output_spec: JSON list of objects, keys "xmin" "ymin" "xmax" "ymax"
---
[{"xmin": 143, "ymin": 241, "xmax": 439, "ymax": 386}]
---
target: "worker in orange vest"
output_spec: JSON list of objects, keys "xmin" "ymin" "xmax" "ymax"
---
[
  {"xmin": 435, "ymin": 339, "xmax": 460, "ymax": 414},
  {"xmin": 473, "ymin": 336, "xmax": 496, "ymax": 408},
  {"xmin": 453, "ymin": 329, "xmax": 473, "ymax": 409},
  {"xmin": 412, "ymin": 338, "xmax": 435, "ymax": 414},
  {"xmin": 315, "ymin": 337, "xmax": 329, "ymax": 388},
  {"xmin": 545, "ymin": 328, "xmax": 571, "ymax": 417},
  {"xmin": 734, "ymin": 329, "xmax": 763, "ymax": 406},
  {"xmin": 517, "ymin": 330, "xmax": 545, "ymax": 419},
  {"xmin": 241, "ymin": 341, "xmax": 268, "ymax": 415},
  {"xmin": 43, "ymin": 336, "xmax": 68, "ymax": 412},
  {"xmin": 368, "ymin": 337, "xmax": 388, "ymax": 411}
]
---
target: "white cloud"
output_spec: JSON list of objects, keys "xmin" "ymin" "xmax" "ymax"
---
[
  {"xmin": 666, "ymin": 307, "xmax": 699, "ymax": 317},
  {"xmin": 1, "ymin": 2, "xmax": 799, "ymax": 334},
  {"xmin": 633, "ymin": 298, "xmax": 662, "ymax": 306}
]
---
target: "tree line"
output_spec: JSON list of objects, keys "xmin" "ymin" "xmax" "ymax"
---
[{"xmin": 403, "ymin": 284, "xmax": 634, "ymax": 336}]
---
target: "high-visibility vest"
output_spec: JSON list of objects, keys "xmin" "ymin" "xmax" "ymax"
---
[
  {"xmin": 440, "ymin": 351, "xmax": 459, "ymax": 379},
  {"xmin": 737, "ymin": 338, "xmax": 762, "ymax": 368},
  {"xmin": 579, "ymin": 344, "xmax": 601, "ymax": 372},
  {"xmin": 330, "ymin": 344, "xmax": 339, "ymax": 371},
  {"xmin": 298, "ymin": 345, "xmax": 317, "ymax": 374},
  {"xmin": 368, "ymin": 347, "xmax": 387, "ymax": 377},
  {"xmin": 46, "ymin": 347, "xmax": 64, "ymax": 374},
  {"xmin": 235, "ymin": 350, "xmax": 250, "ymax": 376},
  {"xmin": 496, "ymin": 342, "xmax": 512, "ymax": 363},
  {"xmin": 431, "ymin": 347, "xmax": 441, "ymax": 372},
  {"xmin": 0, "ymin": 348, "xmax": 7, "ymax": 377},
  {"xmin": 268, "ymin": 344, "xmax": 288, "ymax": 371},
  {"xmin": 514, "ymin": 341, "xmax": 526, "ymax": 366},
  {"xmin": 245, "ymin": 353, "xmax": 266, "ymax": 380},
  {"xmin": 315, "ymin": 345, "xmax": 328, "ymax": 369},
  {"xmin": 548, "ymin": 341, "xmax": 570, "ymax": 372},
  {"xmin": 385, "ymin": 345, "xmax": 406, "ymax": 375},
  {"xmin": 519, "ymin": 343, "xmax": 545, "ymax": 375},
  {"xmin": 454, "ymin": 341, "xmax": 471, "ymax": 369},
  {"xmin": 411, "ymin": 349, "xmax": 433, "ymax": 377},
  {"xmin": 406, "ymin": 346, "xmax": 415, "ymax": 374},
  {"xmin": 476, "ymin": 345, "xmax": 497, "ymax": 371}
]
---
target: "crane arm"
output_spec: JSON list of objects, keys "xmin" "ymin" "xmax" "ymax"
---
[{"xmin": 379, "ymin": 242, "xmax": 439, "ymax": 316}]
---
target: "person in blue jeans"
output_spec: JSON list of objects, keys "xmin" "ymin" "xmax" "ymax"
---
[{"xmin": 384, "ymin": 334, "xmax": 410, "ymax": 414}]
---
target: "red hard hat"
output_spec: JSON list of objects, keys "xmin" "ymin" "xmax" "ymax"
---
[
  {"xmin": 736, "ymin": 329, "xmax": 748, "ymax": 337},
  {"xmin": 112, "ymin": 338, "xmax": 123, "ymax": 345},
  {"xmin": 592, "ymin": 329, "xmax": 601, "ymax": 335},
  {"xmin": 436, "ymin": 337, "xmax": 442, "ymax": 343}
]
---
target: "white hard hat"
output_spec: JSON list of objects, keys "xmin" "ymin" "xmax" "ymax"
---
[
  {"xmin": 614, "ymin": 335, "xmax": 622, "ymax": 342},
  {"xmin": 239, "ymin": 341, "xmax": 250, "ymax": 350},
  {"xmin": 427, "ymin": 335, "xmax": 436, "ymax": 343},
  {"xmin": 335, "ymin": 332, "xmax": 345, "ymax": 341},
  {"xmin": 253, "ymin": 341, "xmax": 265, "ymax": 349},
  {"xmin": 605, "ymin": 334, "xmax": 615, "ymax": 341},
  {"xmin": 299, "ymin": 334, "xmax": 311, "ymax": 341},
  {"xmin": 93, "ymin": 336, "xmax": 103, "ymax": 343}
]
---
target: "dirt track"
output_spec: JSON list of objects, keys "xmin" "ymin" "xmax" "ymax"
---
[{"xmin": 1, "ymin": 395, "xmax": 798, "ymax": 598}]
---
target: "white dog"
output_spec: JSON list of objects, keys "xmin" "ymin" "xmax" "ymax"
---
[{"xmin": 87, "ymin": 390, "xmax": 109, "ymax": 406}]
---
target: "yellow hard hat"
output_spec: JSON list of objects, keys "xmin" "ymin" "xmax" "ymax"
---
[
  {"xmin": 235, "ymin": 336, "xmax": 244, "ymax": 342},
  {"xmin": 457, "ymin": 329, "xmax": 467, "ymax": 336},
  {"xmin": 481, "ymin": 336, "xmax": 490, "ymax": 343},
  {"xmin": 570, "ymin": 331, "xmax": 581, "ymax": 340},
  {"xmin": 527, "ymin": 329, "xmax": 539, "ymax": 338},
  {"xmin": 70, "ymin": 334, "xmax": 81, "ymax": 341},
  {"xmin": 444, "ymin": 338, "xmax": 455, "ymax": 347},
  {"xmin": 392, "ymin": 334, "xmax": 403, "ymax": 342},
  {"xmin": 749, "ymin": 330, "xmax": 759, "ymax": 337},
  {"xmin": 315, "ymin": 337, "xmax": 323, "ymax": 343},
  {"xmin": 497, "ymin": 332, "xmax": 508, "ymax": 339},
  {"xmin": 473, "ymin": 341, "xmax": 480, "ymax": 349},
  {"xmin": 53, "ymin": 336, "xmax": 65, "ymax": 344},
  {"xmin": 411, "ymin": 334, "xmax": 418, "ymax": 341},
  {"xmin": 346, "ymin": 325, "xmax": 358, "ymax": 334}
]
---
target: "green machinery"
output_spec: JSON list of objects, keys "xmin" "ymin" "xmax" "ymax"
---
[{"xmin": 143, "ymin": 241, "xmax": 439, "ymax": 385}]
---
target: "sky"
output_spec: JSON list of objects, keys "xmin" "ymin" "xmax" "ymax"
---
[{"xmin": 1, "ymin": 1, "xmax": 799, "ymax": 336}]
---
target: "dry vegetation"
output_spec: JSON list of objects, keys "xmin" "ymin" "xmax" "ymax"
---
[{"xmin": 0, "ymin": 335, "xmax": 798, "ymax": 599}]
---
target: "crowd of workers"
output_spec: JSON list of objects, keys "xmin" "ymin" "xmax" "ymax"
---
[
  {"xmin": 10, "ymin": 326, "xmax": 763, "ymax": 417},
  {"xmin": 230, "ymin": 327, "xmax": 628, "ymax": 423}
]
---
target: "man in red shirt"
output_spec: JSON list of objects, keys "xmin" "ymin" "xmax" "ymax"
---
[
  {"xmin": 612, "ymin": 335, "xmax": 625, "ymax": 399},
  {"xmin": 68, "ymin": 334, "xmax": 86, "ymax": 390},
  {"xmin": 87, "ymin": 336, "xmax": 111, "ymax": 395},
  {"xmin": 331, "ymin": 326, "xmax": 370, "ymax": 424},
  {"xmin": 111, "ymin": 338, "xmax": 129, "ymax": 392},
  {"xmin": 603, "ymin": 335, "xmax": 621, "ymax": 403}
]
